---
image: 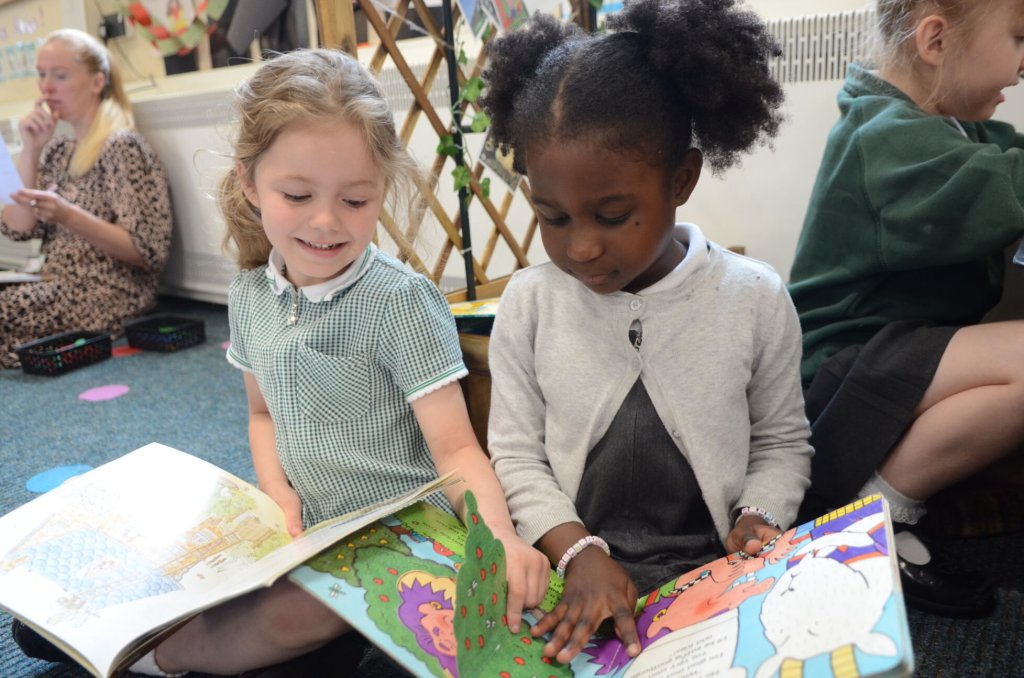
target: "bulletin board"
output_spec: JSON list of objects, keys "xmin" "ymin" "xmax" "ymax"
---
[{"xmin": 0, "ymin": 0, "xmax": 72, "ymax": 103}]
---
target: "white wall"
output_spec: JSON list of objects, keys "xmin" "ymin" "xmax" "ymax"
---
[
  {"xmin": 7, "ymin": 1, "xmax": 1023, "ymax": 296},
  {"xmin": 683, "ymin": 52, "xmax": 1024, "ymax": 281}
]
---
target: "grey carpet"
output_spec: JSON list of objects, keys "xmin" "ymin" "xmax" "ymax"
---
[{"xmin": 0, "ymin": 296, "xmax": 1022, "ymax": 677}]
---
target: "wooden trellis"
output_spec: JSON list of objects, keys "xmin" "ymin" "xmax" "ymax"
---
[{"xmin": 314, "ymin": 0, "xmax": 593, "ymax": 302}]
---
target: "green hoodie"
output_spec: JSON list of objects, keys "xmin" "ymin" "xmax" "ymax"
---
[{"xmin": 789, "ymin": 64, "xmax": 1024, "ymax": 383}]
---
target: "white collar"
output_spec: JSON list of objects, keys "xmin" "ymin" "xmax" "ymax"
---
[
  {"xmin": 949, "ymin": 117, "xmax": 969, "ymax": 138},
  {"xmin": 265, "ymin": 244, "xmax": 377, "ymax": 302},
  {"xmin": 637, "ymin": 223, "xmax": 709, "ymax": 295}
]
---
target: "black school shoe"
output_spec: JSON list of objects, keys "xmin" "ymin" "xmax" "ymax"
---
[
  {"xmin": 895, "ymin": 523, "xmax": 996, "ymax": 618},
  {"xmin": 10, "ymin": 618, "xmax": 73, "ymax": 664}
]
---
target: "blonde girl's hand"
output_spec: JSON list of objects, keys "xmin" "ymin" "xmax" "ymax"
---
[
  {"xmin": 531, "ymin": 548, "xmax": 640, "ymax": 663},
  {"xmin": 494, "ymin": 530, "xmax": 551, "ymax": 634},
  {"xmin": 18, "ymin": 99, "xmax": 58, "ymax": 151},
  {"xmin": 262, "ymin": 480, "xmax": 304, "ymax": 537},
  {"xmin": 725, "ymin": 515, "xmax": 781, "ymax": 556},
  {"xmin": 16, "ymin": 185, "xmax": 68, "ymax": 225}
]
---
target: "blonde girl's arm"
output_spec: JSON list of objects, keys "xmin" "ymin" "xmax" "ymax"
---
[
  {"xmin": 411, "ymin": 381, "xmax": 551, "ymax": 633},
  {"xmin": 243, "ymin": 372, "xmax": 303, "ymax": 536}
]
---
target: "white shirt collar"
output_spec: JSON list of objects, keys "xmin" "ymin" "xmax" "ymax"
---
[
  {"xmin": 637, "ymin": 223, "xmax": 709, "ymax": 295},
  {"xmin": 949, "ymin": 116, "xmax": 969, "ymax": 138},
  {"xmin": 265, "ymin": 244, "xmax": 377, "ymax": 302}
]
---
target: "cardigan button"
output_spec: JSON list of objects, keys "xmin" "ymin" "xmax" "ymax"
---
[{"xmin": 629, "ymin": 299, "xmax": 643, "ymax": 311}]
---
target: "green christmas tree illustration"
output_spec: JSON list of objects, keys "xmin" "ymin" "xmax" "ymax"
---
[
  {"xmin": 455, "ymin": 492, "xmax": 572, "ymax": 678},
  {"xmin": 305, "ymin": 521, "xmax": 412, "ymax": 587}
]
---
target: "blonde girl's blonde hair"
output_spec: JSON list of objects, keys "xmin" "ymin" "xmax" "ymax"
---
[
  {"xmin": 44, "ymin": 29, "xmax": 133, "ymax": 177},
  {"xmin": 219, "ymin": 48, "xmax": 431, "ymax": 269},
  {"xmin": 872, "ymin": 0, "xmax": 1007, "ymax": 69}
]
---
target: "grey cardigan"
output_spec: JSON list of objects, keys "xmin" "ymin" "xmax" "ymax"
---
[{"xmin": 488, "ymin": 224, "xmax": 813, "ymax": 547}]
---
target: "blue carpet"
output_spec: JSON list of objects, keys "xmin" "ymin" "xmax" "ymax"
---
[
  {"xmin": 0, "ymin": 296, "xmax": 250, "ymax": 678},
  {"xmin": 1, "ymin": 297, "xmax": 1023, "ymax": 677}
]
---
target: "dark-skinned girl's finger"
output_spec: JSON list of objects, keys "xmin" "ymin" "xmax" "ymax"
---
[
  {"xmin": 543, "ymin": 605, "xmax": 583, "ymax": 657},
  {"xmin": 612, "ymin": 605, "xmax": 642, "ymax": 656},
  {"xmin": 531, "ymin": 600, "xmax": 568, "ymax": 636}
]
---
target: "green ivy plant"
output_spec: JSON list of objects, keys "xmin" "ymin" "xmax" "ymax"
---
[{"xmin": 436, "ymin": 46, "xmax": 491, "ymax": 202}]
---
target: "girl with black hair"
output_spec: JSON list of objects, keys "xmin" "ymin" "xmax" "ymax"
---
[{"xmin": 481, "ymin": 0, "xmax": 813, "ymax": 663}]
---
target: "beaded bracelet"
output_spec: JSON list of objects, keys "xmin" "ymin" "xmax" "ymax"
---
[
  {"xmin": 556, "ymin": 535, "xmax": 611, "ymax": 579},
  {"xmin": 736, "ymin": 506, "xmax": 779, "ymax": 528}
]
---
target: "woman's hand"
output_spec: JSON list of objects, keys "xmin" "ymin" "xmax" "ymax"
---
[
  {"xmin": 725, "ymin": 515, "xmax": 780, "ymax": 556},
  {"xmin": 531, "ymin": 547, "xmax": 640, "ymax": 663},
  {"xmin": 14, "ymin": 185, "xmax": 69, "ymax": 226},
  {"xmin": 18, "ymin": 99, "xmax": 58, "ymax": 152},
  {"xmin": 493, "ymin": 529, "xmax": 551, "ymax": 634},
  {"xmin": 262, "ymin": 480, "xmax": 304, "ymax": 537}
]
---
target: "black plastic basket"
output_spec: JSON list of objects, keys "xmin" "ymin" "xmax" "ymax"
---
[
  {"xmin": 15, "ymin": 330, "xmax": 112, "ymax": 376},
  {"xmin": 124, "ymin": 315, "xmax": 205, "ymax": 352}
]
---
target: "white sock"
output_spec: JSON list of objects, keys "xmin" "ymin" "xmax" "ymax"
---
[
  {"xmin": 129, "ymin": 649, "xmax": 187, "ymax": 677},
  {"xmin": 858, "ymin": 471, "xmax": 927, "ymax": 525}
]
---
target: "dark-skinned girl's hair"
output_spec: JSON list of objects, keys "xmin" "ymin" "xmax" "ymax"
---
[{"xmin": 480, "ymin": 0, "xmax": 784, "ymax": 174}]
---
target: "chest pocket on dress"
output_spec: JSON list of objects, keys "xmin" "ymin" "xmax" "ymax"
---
[{"xmin": 295, "ymin": 345, "xmax": 374, "ymax": 422}]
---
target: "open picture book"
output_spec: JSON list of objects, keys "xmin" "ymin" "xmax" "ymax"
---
[
  {"xmin": 0, "ymin": 443, "xmax": 458, "ymax": 678},
  {"xmin": 290, "ymin": 492, "xmax": 914, "ymax": 678}
]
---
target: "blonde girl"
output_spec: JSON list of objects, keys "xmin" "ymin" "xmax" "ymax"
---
[
  {"xmin": 13, "ymin": 48, "xmax": 548, "ymax": 676},
  {"xmin": 790, "ymin": 0, "xmax": 1024, "ymax": 618}
]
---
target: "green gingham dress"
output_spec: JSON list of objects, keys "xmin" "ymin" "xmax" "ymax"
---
[{"xmin": 227, "ymin": 245, "xmax": 466, "ymax": 527}]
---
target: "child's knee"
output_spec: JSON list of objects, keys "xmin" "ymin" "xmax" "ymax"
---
[{"xmin": 257, "ymin": 581, "xmax": 350, "ymax": 649}]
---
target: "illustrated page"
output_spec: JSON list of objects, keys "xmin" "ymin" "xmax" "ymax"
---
[{"xmin": 292, "ymin": 495, "xmax": 912, "ymax": 678}]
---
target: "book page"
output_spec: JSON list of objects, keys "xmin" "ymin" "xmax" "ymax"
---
[
  {"xmin": 0, "ymin": 141, "xmax": 24, "ymax": 205},
  {"xmin": 0, "ymin": 444, "xmax": 459, "ymax": 677},
  {"xmin": 0, "ymin": 444, "xmax": 291, "ymax": 676},
  {"xmin": 607, "ymin": 495, "xmax": 912, "ymax": 678},
  {"xmin": 293, "ymin": 495, "xmax": 912, "ymax": 678},
  {"xmin": 0, "ymin": 271, "xmax": 42, "ymax": 284}
]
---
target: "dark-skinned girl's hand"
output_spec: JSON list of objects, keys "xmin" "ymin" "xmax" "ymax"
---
[
  {"xmin": 531, "ymin": 547, "xmax": 641, "ymax": 663},
  {"xmin": 725, "ymin": 515, "xmax": 780, "ymax": 556}
]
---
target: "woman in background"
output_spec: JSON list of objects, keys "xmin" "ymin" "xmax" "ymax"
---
[{"xmin": 0, "ymin": 28, "xmax": 173, "ymax": 368}]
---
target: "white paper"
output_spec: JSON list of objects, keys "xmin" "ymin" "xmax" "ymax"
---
[
  {"xmin": 0, "ymin": 142, "xmax": 24, "ymax": 205},
  {"xmin": 0, "ymin": 271, "xmax": 41, "ymax": 284}
]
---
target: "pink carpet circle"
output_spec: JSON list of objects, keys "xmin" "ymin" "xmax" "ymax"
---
[
  {"xmin": 79, "ymin": 384, "xmax": 130, "ymax": 402},
  {"xmin": 221, "ymin": 341, "xmax": 231, "ymax": 350}
]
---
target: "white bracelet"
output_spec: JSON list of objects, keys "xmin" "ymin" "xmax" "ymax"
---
[
  {"xmin": 735, "ymin": 506, "xmax": 779, "ymax": 528},
  {"xmin": 556, "ymin": 535, "xmax": 611, "ymax": 578}
]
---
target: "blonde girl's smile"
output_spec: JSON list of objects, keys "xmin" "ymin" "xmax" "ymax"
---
[{"xmin": 240, "ymin": 120, "xmax": 385, "ymax": 288}]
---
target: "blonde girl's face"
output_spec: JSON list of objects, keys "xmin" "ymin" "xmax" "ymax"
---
[
  {"xmin": 35, "ymin": 40, "xmax": 104, "ymax": 125},
  {"xmin": 241, "ymin": 121, "xmax": 385, "ymax": 288},
  {"xmin": 939, "ymin": 1, "xmax": 1024, "ymax": 121}
]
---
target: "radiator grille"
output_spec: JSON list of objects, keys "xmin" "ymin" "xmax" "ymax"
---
[{"xmin": 768, "ymin": 8, "xmax": 876, "ymax": 84}]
